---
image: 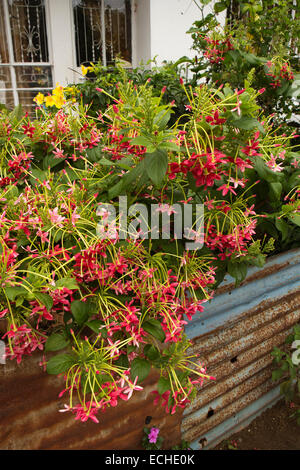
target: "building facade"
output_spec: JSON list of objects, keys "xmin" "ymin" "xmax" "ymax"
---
[{"xmin": 0, "ymin": 0, "xmax": 216, "ymax": 112}]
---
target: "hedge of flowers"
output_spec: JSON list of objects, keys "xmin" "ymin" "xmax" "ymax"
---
[{"xmin": 0, "ymin": 69, "xmax": 299, "ymax": 425}]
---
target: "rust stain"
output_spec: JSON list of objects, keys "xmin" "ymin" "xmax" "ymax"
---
[
  {"xmin": 0, "ymin": 355, "xmax": 182, "ymax": 450},
  {"xmin": 183, "ymin": 377, "xmax": 277, "ymax": 443},
  {"xmin": 183, "ymin": 367, "xmax": 272, "ymax": 435},
  {"xmin": 190, "ymin": 290, "xmax": 300, "ymax": 356}
]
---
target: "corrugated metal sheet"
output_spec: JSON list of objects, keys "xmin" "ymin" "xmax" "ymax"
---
[
  {"xmin": 183, "ymin": 248, "xmax": 300, "ymax": 449},
  {"xmin": 0, "ymin": 355, "xmax": 183, "ymax": 450}
]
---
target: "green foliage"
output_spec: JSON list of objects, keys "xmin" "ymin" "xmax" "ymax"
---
[
  {"xmin": 66, "ymin": 59, "xmax": 191, "ymax": 125},
  {"xmin": 271, "ymin": 324, "xmax": 300, "ymax": 424},
  {"xmin": 189, "ymin": 0, "xmax": 300, "ymax": 126}
]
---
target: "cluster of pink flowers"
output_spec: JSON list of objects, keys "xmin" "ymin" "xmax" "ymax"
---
[
  {"xmin": 58, "ymin": 371, "xmax": 143, "ymax": 423},
  {"xmin": 103, "ymin": 125, "xmax": 147, "ymax": 161},
  {"xmin": 148, "ymin": 427, "xmax": 160, "ymax": 444},
  {"xmin": 3, "ymin": 324, "xmax": 45, "ymax": 364},
  {"xmin": 206, "ymin": 221, "xmax": 257, "ymax": 260},
  {"xmin": 266, "ymin": 60, "xmax": 294, "ymax": 88},
  {"xmin": 202, "ymin": 35, "xmax": 234, "ymax": 64}
]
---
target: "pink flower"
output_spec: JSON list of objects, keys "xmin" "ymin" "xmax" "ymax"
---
[
  {"xmin": 37, "ymin": 229, "xmax": 50, "ymax": 243},
  {"xmin": 71, "ymin": 209, "xmax": 80, "ymax": 226},
  {"xmin": 148, "ymin": 427, "xmax": 160, "ymax": 444},
  {"xmin": 156, "ymin": 203, "xmax": 177, "ymax": 215},
  {"xmin": 0, "ymin": 308, "xmax": 8, "ymax": 318},
  {"xmin": 217, "ymin": 184, "xmax": 237, "ymax": 196},
  {"xmin": 267, "ymin": 154, "xmax": 284, "ymax": 172},
  {"xmin": 53, "ymin": 148, "xmax": 65, "ymax": 159},
  {"xmin": 48, "ymin": 207, "xmax": 65, "ymax": 227},
  {"xmin": 42, "ymin": 180, "xmax": 51, "ymax": 190}
]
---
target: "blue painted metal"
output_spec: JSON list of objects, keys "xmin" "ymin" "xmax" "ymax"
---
[
  {"xmin": 186, "ymin": 248, "xmax": 300, "ymax": 339},
  {"xmin": 183, "ymin": 248, "xmax": 300, "ymax": 449}
]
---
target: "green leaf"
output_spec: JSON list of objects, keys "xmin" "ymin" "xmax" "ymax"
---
[
  {"xmin": 268, "ymin": 182, "xmax": 282, "ymax": 201},
  {"xmin": 154, "ymin": 110, "xmax": 171, "ymax": 130},
  {"xmin": 157, "ymin": 376, "xmax": 171, "ymax": 395},
  {"xmin": 143, "ymin": 344, "xmax": 160, "ymax": 361},
  {"xmin": 45, "ymin": 333, "xmax": 70, "ymax": 352},
  {"xmin": 228, "ymin": 261, "xmax": 248, "ymax": 286},
  {"xmin": 55, "ymin": 277, "xmax": 79, "ymax": 290},
  {"xmin": 158, "ymin": 141, "xmax": 180, "ymax": 152},
  {"xmin": 108, "ymin": 160, "xmax": 146, "ymax": 199},
  {"xmin": 98, "ymin": 157, "xmax": 115, "ymax": 165},
  {"xmin": 233, "ymin": 117, "xmax": 263, "ymax": 131},
  {"xmin": 107, "ymin": 179, "xmax": 124, "ymax": 200},
  {"xmin": 46, "ymin": 353, "xmax": 75, "ymax": 375},
  {"xmin": 275, "ymin": 218, "xmax": 289, "ymax": 241},
  {"xmin": 254, "ymin": 156, "xmax": 280, "ymax": 183},
  {"xmin": 9, "ymin": 104, "xmax": 24, "ymax": 124},
  {"xmin": 70, "ymin": 300, "xmax": 90, "ymax": 325},
  {"xmin": 143, "ymin": 319, "xmax": 166, "ymax": 342},
  {"xmin": 34, "ymin": 292, "xmax": 53, "ymax": 311},
  {"xmin": 29, "ymin": 169, "xmax": 48, "ymax": 184},
  {"xmin": 288, "ymin": 213, "xmax": 300, "ymax": 227},
  {"xmin": 145, "ymin": 150, "xmax": 168, "ymax": 187},
  {"xmin": 214, "ymin": 1, "xmax": 227, "ymax": 13},
  {"xmin": 85, "ymin": 320, "xmax": 103, "ymax": 334},
  {"xmin": 130, "ymin": 358, "xmax": 151, "ymax": 384},
  {"xmin": 272, "ymin": 369, "xmax": 283, "ymax": 381},
  {"xmin": 4, "ymin": 185, "xmax": 19, "ymax": 199},
  {"xmin": 4, "ymin": 286, "xmax": 27, "ymax": 301},
  {"xmin": 130, "ymin": 136, "xmax": 152, "ymax": 147}
]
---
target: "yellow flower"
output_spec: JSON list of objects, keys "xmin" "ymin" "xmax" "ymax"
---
[
  {"xmin": 81, "ymin": 64, "xmax": 93, "ymax": 76},
  {"xmin": 52, "ymin": 94, "xmax": 65, "ymax": 109},
  {"xmin": 64, "ymin": 85, "xmax": 77, "ymax": 94},
  {"xmin": 33, "ymin": 92, "xmax": 45, "ymax": 106},
  {"xmin": 81, "ymin": 65, "xmax": 89, "ymax": 76},
  {"xmin": 44, "ymin": 95, "xmax": 55, "ymax": 107},
  {"xmin": 53, "ymin": 83, "xmax": 64, "ymax": 97}
]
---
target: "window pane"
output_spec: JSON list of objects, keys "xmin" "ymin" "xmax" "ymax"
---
[
  {"xmin": 104, "ymin": 0, "xmax": 131, "ymax": 65},
  {"xmin": 0, "ymin": 2, "xmax": 10, "ymax": 63},
  {"xmin": 15, "ymin": 65, "xmax": 52, "ymax": 88},
  {"xmin": 73, "ymin": 0, "xmax": 103, "ymax": 66},
  {"xmin": 73, "ymin": 0, "xmax": 131, "ymax": 66},
  {"xmin": 0, "ymin": 90, "xmax": 14, "ymax": 109},
  {"xmin": 18, "ymin": 89, "xmax": 44, "ymax": 115},
  {"xmin": 8, "ymin": 0, "xmax": 49, "ymax": 63},
  {"xmin": 0, "ymin": 66, "xmax": 12, "ymax": 89}
]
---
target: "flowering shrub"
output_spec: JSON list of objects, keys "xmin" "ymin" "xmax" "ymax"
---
[
  {"xmin": 188, "ymin": 0, "xmax": 300, "ymax": 126},
  {"xmin": 0, "ymin": 68, "xmax": 299, "ymax": 426},
  {"xmin": 64, "ymin": 59, "xmax": 190, "ymax": 125}
]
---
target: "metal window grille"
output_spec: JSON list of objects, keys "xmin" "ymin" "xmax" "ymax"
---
[
  {"xmin": 73, "ymin": 0, "xmax": 132, "ymax": 67},
  {"xmin": 0, "ymin": 0, "xmax": 53, "ymax": 112}
]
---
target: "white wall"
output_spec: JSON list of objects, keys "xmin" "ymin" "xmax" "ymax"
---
[
  {"xmin": 150, "ymin": 0, "xmax": 202, "ymax": 65},
  {"xmin": 47, "ymin": 0, "xmax": 76, "ymax": 85},
  {"xmin": 132, "ymin": 0, "xmax": 151, "ymax": 66},
  {"xmin": 133, "ymin": 0, "xmax": 226, "ymax": 67}
]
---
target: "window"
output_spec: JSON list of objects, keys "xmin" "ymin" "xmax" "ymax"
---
[
  {"xmin": 73, "ymin": 0, "xmax": 132, "ymax": 67},
  {"xmin": 0, "ymin": 0, "xmax": 53, "ymax": 113}
]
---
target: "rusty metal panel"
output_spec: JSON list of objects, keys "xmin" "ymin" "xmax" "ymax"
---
[
  {"xmin": 0, "ymin": 355, "xmax": 183, "ymax": 450},
  {"xmin": 183, "ymin": 248, "xmax": 300, "ymax": 450}
]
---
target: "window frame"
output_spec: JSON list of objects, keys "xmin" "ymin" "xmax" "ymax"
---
[{"xmin": 0, "ymin": 0, "xmax": 54, "ymax": 108}]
